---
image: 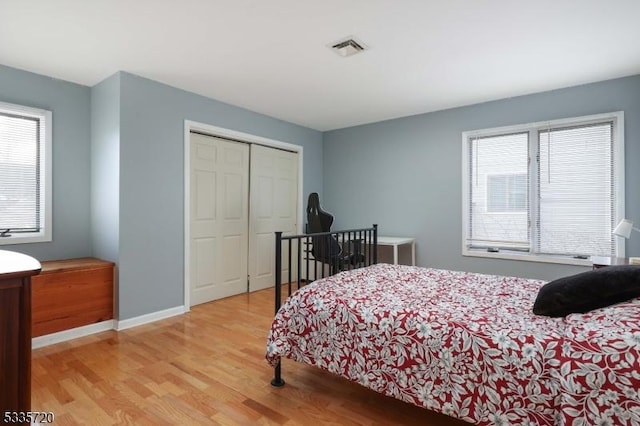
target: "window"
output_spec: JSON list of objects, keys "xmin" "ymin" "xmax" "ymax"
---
[
  {"xmin": 0, "ymin": 101, "xmax": 52, "ymax": 244},
  {"xmin": 487, "ymin": 173, "xmax": 527, "ymax": 213},
  {"xmin": 462, "ymin": 112, "xmax": 624, "ymax": 264}
]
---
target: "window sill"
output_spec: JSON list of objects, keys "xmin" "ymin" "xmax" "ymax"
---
[
  {"xmin": 0, "ymin": 233, "xmax": 51, "ymax": 245},
  {"xmin": 463, "ymin": 249, "xmax": 592, "ymax": 267}
]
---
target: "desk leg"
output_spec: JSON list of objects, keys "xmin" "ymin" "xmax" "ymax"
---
[{"xmin": 411, "ymin": 242, "xmax": 415, "ymax": 266}]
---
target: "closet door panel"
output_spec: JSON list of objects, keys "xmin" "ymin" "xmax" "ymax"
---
[
  {"xmin": 193, "ymin": 237, "xmax": 216, "ymax": 291},
  {"xmin": 189, "ymin": 133, "xmax": 249, "ymax": 305},
  {"xmin": 249, "ymin": 144, "xmax": 298, "ymax": 291}
]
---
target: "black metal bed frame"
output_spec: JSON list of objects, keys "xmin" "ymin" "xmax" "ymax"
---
[{"xmin": 270, "ymin": 224, "xmax": 378, "ymax": 387}]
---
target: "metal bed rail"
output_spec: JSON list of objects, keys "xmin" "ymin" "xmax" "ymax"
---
[{"xmin": 271, "ymin": 224, "xmax": 377, "ymax": 386}]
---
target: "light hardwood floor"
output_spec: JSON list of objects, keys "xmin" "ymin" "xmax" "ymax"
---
[{"xmin": 32, "ymin": 287, "xmax": 468, "ymax": 425}]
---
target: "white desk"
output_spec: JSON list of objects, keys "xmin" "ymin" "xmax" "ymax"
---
[{"xmin": 376, "ymin": 236, "xmax": 416, "ymax": 266}]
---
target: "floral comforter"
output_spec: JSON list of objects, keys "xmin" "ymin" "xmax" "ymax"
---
[{"xmin": 266, "ymin": 263, "xmax": 640, "ymax": 425}]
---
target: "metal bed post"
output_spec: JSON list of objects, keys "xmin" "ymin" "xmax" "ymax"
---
[
  {"xmin": 297, "ymin": 235, "xmax": 302, "ymax": 289},
  {"xmin": 271, "ymin": 231, "xmax": 285, "ymax": 387},
  {"xmin": 308, "ymin": 237, "xmax": 311, "ymax": 285},
  {"xmin": 348, "ymin": 231, "xmax": 353, "ymax": 270},
  {"xmin": 335, "ymin": 232, "xmax": 339, "ymax": 274},
  {"xmin": 287, "ymin": 240, "xmax": 292, "ymax": 295},
  {"xmin": 373, "ymin": 224, "xmax": 378, "ymax": 264}
]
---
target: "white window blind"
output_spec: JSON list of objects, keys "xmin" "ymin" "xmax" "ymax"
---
[
  {"xmin": 0, "ymin": 101, "xmax": 51, "ymax": 243},
  {"xmin": 468, "ymin": 132, "xmax": 529, "ymax": 250},
  {"xmin": 538, "ymin": 123, "xmax": 614, "ymax": 256},
  {"xmin": 463, "ymin": 112, "xmax": 623, "ymax": 263}
]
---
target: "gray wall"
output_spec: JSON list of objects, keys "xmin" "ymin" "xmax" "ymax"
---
[
  {"xmin": 0, "ymin": 64, "xmax": 92, "ymax": 260},
  {"xmin": 90, "ymin": 73, "xmax": 120, "ymax": 264},
  {"xmin": 323, "ymin": 74, "xmax": 640, "ymax": 281},
  {"xmin": 116, "ymin": 72, "xmax": 323, "ymax": 319}
]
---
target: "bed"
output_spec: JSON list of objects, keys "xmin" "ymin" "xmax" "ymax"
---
[{"xmin": 266, "ymin": 229, "xmax": 640, "ymax": 425}]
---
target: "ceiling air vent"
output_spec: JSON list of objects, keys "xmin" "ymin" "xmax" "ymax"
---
[{"xmin": 330, "ymin": 37, "xmax": 368, "ymax": 57}]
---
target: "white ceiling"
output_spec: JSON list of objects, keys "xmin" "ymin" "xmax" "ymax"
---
[{"xmin": 2, "ymin": 0, "xmax": 640, "ymax": 131}]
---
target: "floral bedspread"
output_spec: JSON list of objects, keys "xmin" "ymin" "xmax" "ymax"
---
[{"xmin": 266, "ymin": 263, "xmax": 640, "ymax": 425}]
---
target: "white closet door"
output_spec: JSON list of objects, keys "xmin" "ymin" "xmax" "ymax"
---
[
  {"xmin": 189, "ymin": 133, "xmax": 249, "ymax": 305},
  {"xmin": 249, "ymin": 144, "xmax": 298, "ymax": 291}
]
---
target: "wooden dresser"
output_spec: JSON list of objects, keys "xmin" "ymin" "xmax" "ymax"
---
[
  {"xmin": 32, "ymin": 257, "xmax": 114, "ymax": 337},
  {"xmin": 0, "ymin": 250, "xmax": 41, "ymax": 417}
]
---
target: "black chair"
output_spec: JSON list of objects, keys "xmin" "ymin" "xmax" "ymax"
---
[{"xmin": 306, "ymin": 193, "xmax": 364, "ymax": 273}]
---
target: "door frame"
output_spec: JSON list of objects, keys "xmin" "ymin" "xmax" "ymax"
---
[{"xmin": 183, "ymin": 120, "xmax": 304, "ymax": 310}]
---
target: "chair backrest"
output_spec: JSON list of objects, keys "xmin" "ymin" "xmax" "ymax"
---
[{"xmin": 306, "ymin": 193, "xmax": 342, "ymax": 262}]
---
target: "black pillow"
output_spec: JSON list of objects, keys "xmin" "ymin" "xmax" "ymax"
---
[{"xmin": 533, "ymin": 265, "xmax": 640, "ymax": 317}]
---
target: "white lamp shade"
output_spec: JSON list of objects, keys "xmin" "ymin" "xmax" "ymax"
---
[{"xmin": 613, "ymin": 219, "xmax": 633, "ymax": 239}]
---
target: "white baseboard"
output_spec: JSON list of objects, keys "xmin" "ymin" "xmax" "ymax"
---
[
  {"xmin": 32, "ymin": 320, "xmax": 116, "ymax": 349},
  {"xmin": 32, "ymin": 305, "xmax": 187, "ymax": 349},
  {"xmin": 116, "ymin": 305, "xmax": 186, "ymax": 331}
]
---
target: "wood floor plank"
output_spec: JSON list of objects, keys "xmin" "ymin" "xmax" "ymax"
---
[{"xmin": 32, "ymin": 287, "xmax": 468, "ymax": 425}]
